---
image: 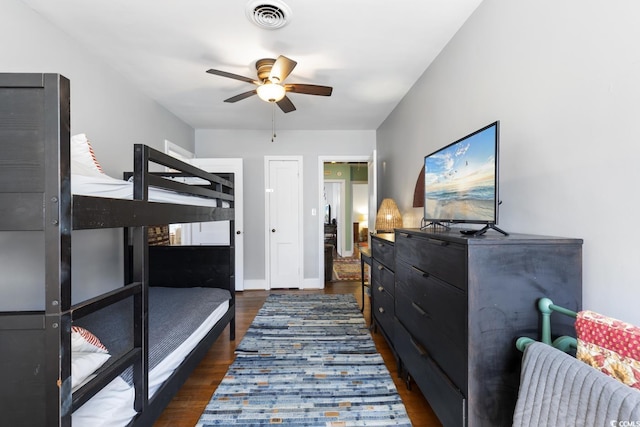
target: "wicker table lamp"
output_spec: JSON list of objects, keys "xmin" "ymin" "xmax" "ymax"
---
[{"xmin": 374, "ymin": 198, "xmax": 403, "ymax": 233}]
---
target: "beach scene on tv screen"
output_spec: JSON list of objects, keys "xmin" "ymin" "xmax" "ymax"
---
[{"xmin": 424, "ymin": 126, "xmax": 496, "ymax": 222}]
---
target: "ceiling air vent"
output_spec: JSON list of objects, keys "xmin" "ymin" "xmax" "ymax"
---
[{"xmin": 246, "ymin": 0, "xmax": 292, "ymax": 30}]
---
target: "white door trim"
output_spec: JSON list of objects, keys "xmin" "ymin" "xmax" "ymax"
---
[
  {"xmin": 264, "ymin": 156, "xmax": 304, "ymax": 289},
  {"xmin": 164, "ymin": 139, "xmax": 195, "ymax": 161},
  {"xmin": 324, "ymin": 179, "xmax": 346, "ymax": 256},
  {"xmin": 368, "ymin": 150, "xmax": 377, "ymax": 247}
]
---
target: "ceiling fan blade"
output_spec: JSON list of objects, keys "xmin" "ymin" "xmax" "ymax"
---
[
  {"xmin": 276, "ymin": 96, "xmax": 296, "ymax": 113},
  {"xmin": 206, "ymin": 69, "xmax": 257, "ymax": 84},
  {"xmin": 224, "ymin": 90, "xmax": 257, "ymax": 103},
  {"xmin": 269, "ymin": 55, "xmax": 297, "ymax": 83},
  {"xmin": 285, "ymin": 84, "xmax": 333, "ymax": 96}
]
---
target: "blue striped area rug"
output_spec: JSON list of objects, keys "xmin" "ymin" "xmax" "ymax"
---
[{"xmin": 196, "ymin": 293, "xmax": 411, "ymax": 426}]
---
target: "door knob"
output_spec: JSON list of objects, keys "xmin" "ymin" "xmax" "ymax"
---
[
  {"xmin": 236, "ymin": 230, "xmax": 241, "ymax": 235},
  {"xmin": 272, "ymin": 229, "xmax": 276, "ymax": 232}
]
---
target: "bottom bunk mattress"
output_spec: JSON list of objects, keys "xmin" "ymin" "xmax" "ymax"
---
[{"xmin": 72, "ymin": 286, "xmax": 231, "ymax": 427}]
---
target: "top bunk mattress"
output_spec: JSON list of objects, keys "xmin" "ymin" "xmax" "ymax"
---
[
  {"xmin": 72, "ymin": 172, "xmax": 224, "ymax": 207},
  {"xmin": 71, "ymin": 133, "xmax": 230, "ymax": 208}
]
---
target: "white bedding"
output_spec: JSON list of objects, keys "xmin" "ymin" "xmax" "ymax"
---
[
  {"xmin": 72, "ymin": 300, "xmax": 230, "ymax": 427},
  {"xmin": 72, "ymin": 172, "xmax": 222, "ymax": 207},
  {"xmin": 70, "ymin": 133, "xmax": 228, "ymax": 207}
]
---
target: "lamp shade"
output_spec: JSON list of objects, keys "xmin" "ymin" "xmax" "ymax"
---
[
  {"xmin": 374, "ymin": 198, "xmax": 403, "ymax": 232},
  {"xmin": 256, "ymin": 82, "xmax": 286, "ymax": 102}
]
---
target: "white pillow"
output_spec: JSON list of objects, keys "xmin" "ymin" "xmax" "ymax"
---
[
  {"xmin": 72, "ymin": 377, "xmax": 138, "ymax": 427},
  {"xmin": 71, "ymin": 326, "xmax": 110, "ymax": 391},
  {"xmin": 71, "ymin": 352, "xmax": 111, "ymax": 390},
  {"xmin": 71, "ymin": 133, "xmax": 104, "ymax": 176}
]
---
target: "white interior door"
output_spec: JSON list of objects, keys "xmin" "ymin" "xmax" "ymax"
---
[
  {"xmin": 368, "ymin": 150, "xmax": 377, "ymax": 242},
  {"xmin": 266, "ymin": 157, "xmax": 302, "ymax": 289},
  {"xmin": 190, "ymin": 158, "xmax": 244, "ymax": 291}
]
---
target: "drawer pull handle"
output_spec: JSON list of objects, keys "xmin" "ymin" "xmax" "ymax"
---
[
  {"xmin": 411, "ymin": 265, "xmax": 428, "ymax": 277},
  {"xmin": 411, "ymin": 302, "xmax": 429, "ymax": 317},
  {"xmin": 427, "ymin": 238, "xmax": 449, "ymax": 247},
  {"xmin": 378, "ymin": 286, "xmax": 384, "ymax": 292},
  {"xmin": 410, "ymin": 336, "xmax": 428, "ymax": 357},
  {"xmin": 377, "ymin": 265, "xmax": 384, "ymax": 271},
  {"xmin": 398, "ymin": 232, "xmax": 410, "ymax": 238},
  {"xmin": 378, "ymin": 307, "xmax": 385, "ymax": 313}
]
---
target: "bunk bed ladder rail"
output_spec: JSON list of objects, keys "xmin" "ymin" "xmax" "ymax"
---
[
  {"xmin": 133, "ymin": 144, "xmax": 234, "ymax": 206},
  {"xmin": 516, "ymin": 297, "xmax": 578, "ymax": 352},
  {"xmin": 129, "ymin": 223, "xmax": 150, "ymax": 413},
  {"xmin": 128, "ymin": 149, "xmax": 150, "ymax": 413}
]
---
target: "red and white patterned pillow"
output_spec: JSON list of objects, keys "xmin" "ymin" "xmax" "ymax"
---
[
  {"xmin": 576, "ymin": 310, "xmax": 640, "ymax": 390},
  {"xmin": 71, "ymin": 133, "xmax": 105, "ymax": 176},
  {"xmin": 71, "ymin": 326, "xmax": 108, "ymax": 353}
]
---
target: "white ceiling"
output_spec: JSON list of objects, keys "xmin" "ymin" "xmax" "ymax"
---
[{"xmin": 21, "ymin": 0, "xmax": 482, "ymax": 131}]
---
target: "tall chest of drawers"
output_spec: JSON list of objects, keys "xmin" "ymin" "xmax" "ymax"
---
[
  {"xmin": 370, "ymin": 233, "xmax": 395, "ymax": 345},
  {"xmin": 393, "ymin": 228, "xmax": 582, "ymax": 426}
]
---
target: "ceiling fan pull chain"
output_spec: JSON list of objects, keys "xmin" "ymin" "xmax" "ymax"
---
[{"xmin": 271, "ymin": 102, "xmax": 277, "ymax": 142}]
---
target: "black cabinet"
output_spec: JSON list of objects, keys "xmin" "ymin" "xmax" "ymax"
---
[
  {"xmin": 370, "ymin": 233, "xmax": 395, "ymax": 345},
  {"xmin": 393, "ymin": 228, "xmax": 582, "ymax": 426}
]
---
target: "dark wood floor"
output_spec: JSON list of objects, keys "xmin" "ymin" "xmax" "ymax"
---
[{"xmin": 153, "ymin": 281, "xmax": 442, "ymax": 427}]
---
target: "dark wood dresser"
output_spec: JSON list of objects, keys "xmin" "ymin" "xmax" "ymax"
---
[
  {"xmin": 370, "ymin": 233, "xmax": 396, "ymax": 346},
  {"xmin": 391, "ymin": 228, "xmax": 582, "ymax": 426}
]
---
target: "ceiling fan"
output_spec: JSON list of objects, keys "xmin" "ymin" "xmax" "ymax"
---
[{"xmin": 206, "ymin": 55, "xmax": 332, "ymax": 113}]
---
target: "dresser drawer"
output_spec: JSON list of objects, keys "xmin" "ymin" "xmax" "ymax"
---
[
  {"xmin": 371, "ymin": 236, "xmax": 394, "ymax": 270},
  {"xmin": 395, "ymin": 232, "xmax": 467, "ymax": 290},
  {"xmin": 395, "ymin": 260, "xmax": 467, "ymax": 390},
  {"xmin": 372, "ymin": 284, "xmax": 394, "ymax": 340},
  {"xmin": 395, "ymin": 319, "xmax": 466, "ymax": 427},
  {"xmin": 372, "ymin": 259, "xmax": 395, "ymax": 296}
]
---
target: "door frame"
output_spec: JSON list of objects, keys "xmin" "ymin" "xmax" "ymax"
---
[
  {"xmin": 164, "ymin": 139, "xmax": 195, "ymax": 162},
  {"xmin": 318, "ymin": 155, "xmax": 372, "ymax": 285},
  {"xmin": 264, "ymin": 156, "xmax": 304, "ymax": 290},
  {"xmin": 367, "ymin": 149, "xmax": 377, "ymax": 246},
  {"xmin": 323, "ymin": 179, "xmax": 346, "ymax": 256}
]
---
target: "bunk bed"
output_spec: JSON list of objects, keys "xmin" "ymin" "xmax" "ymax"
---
[{"xmin": 0, "ymin": 73, "xmax": 236, "ymax": 426}]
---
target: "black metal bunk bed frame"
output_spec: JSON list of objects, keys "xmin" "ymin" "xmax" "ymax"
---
[{"xmin": 0, "ymin": 73, "xmax": 236, "ymax": 426}]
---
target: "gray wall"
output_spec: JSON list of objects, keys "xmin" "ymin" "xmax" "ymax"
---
[
  {"xmin": 2, "ymin": 1, "xmax": 194, "ymax": 174},
  {"xmin": 196, "ymin": 129, "xmax": 375, "ymax": 286},
  {"xmin": 1, "ymin": 0, "xmax": 194, "ymax": 309},
  {"xmin": 377, "ymin": 0, "xmax": 640, "ymax": 324}
]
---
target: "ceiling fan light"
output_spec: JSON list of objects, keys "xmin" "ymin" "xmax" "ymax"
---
[{"xmin": 257, "ymin": 82, "xmax": 286, "ymax": 103}]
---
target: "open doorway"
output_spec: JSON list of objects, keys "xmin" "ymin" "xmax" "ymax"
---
[{"xmin": 319, "ymin": 156, "xmax": 370, "ymax": 284}]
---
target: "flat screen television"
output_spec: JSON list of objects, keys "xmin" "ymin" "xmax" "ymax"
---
[{"xmin": 423, "ymin": 121, "xmax": 506, "ymax": 236}]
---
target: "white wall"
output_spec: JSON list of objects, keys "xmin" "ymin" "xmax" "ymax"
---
[
  {"xmin": 378, "ymin": 0, "xmax": 640, "ymax": 324},
  {"xmin": 1, "ymin": 0, "xmax": 195, "ymax": 309},
  {"xmin": 196, "ymin": 129, "xmax": 375, "ymax": 285}
]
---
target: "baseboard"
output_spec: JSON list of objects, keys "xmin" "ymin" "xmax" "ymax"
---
[
  {"xmin": 243, "ymin": 278, "xmax": 326, "ymax": 290},
  {"xmin": 243, "ymin": 279, "xmax": 268, "ymax": 290},
  {"xmin": 302, "ymin": 277, "xmax": 325, "ymax": 289}
]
